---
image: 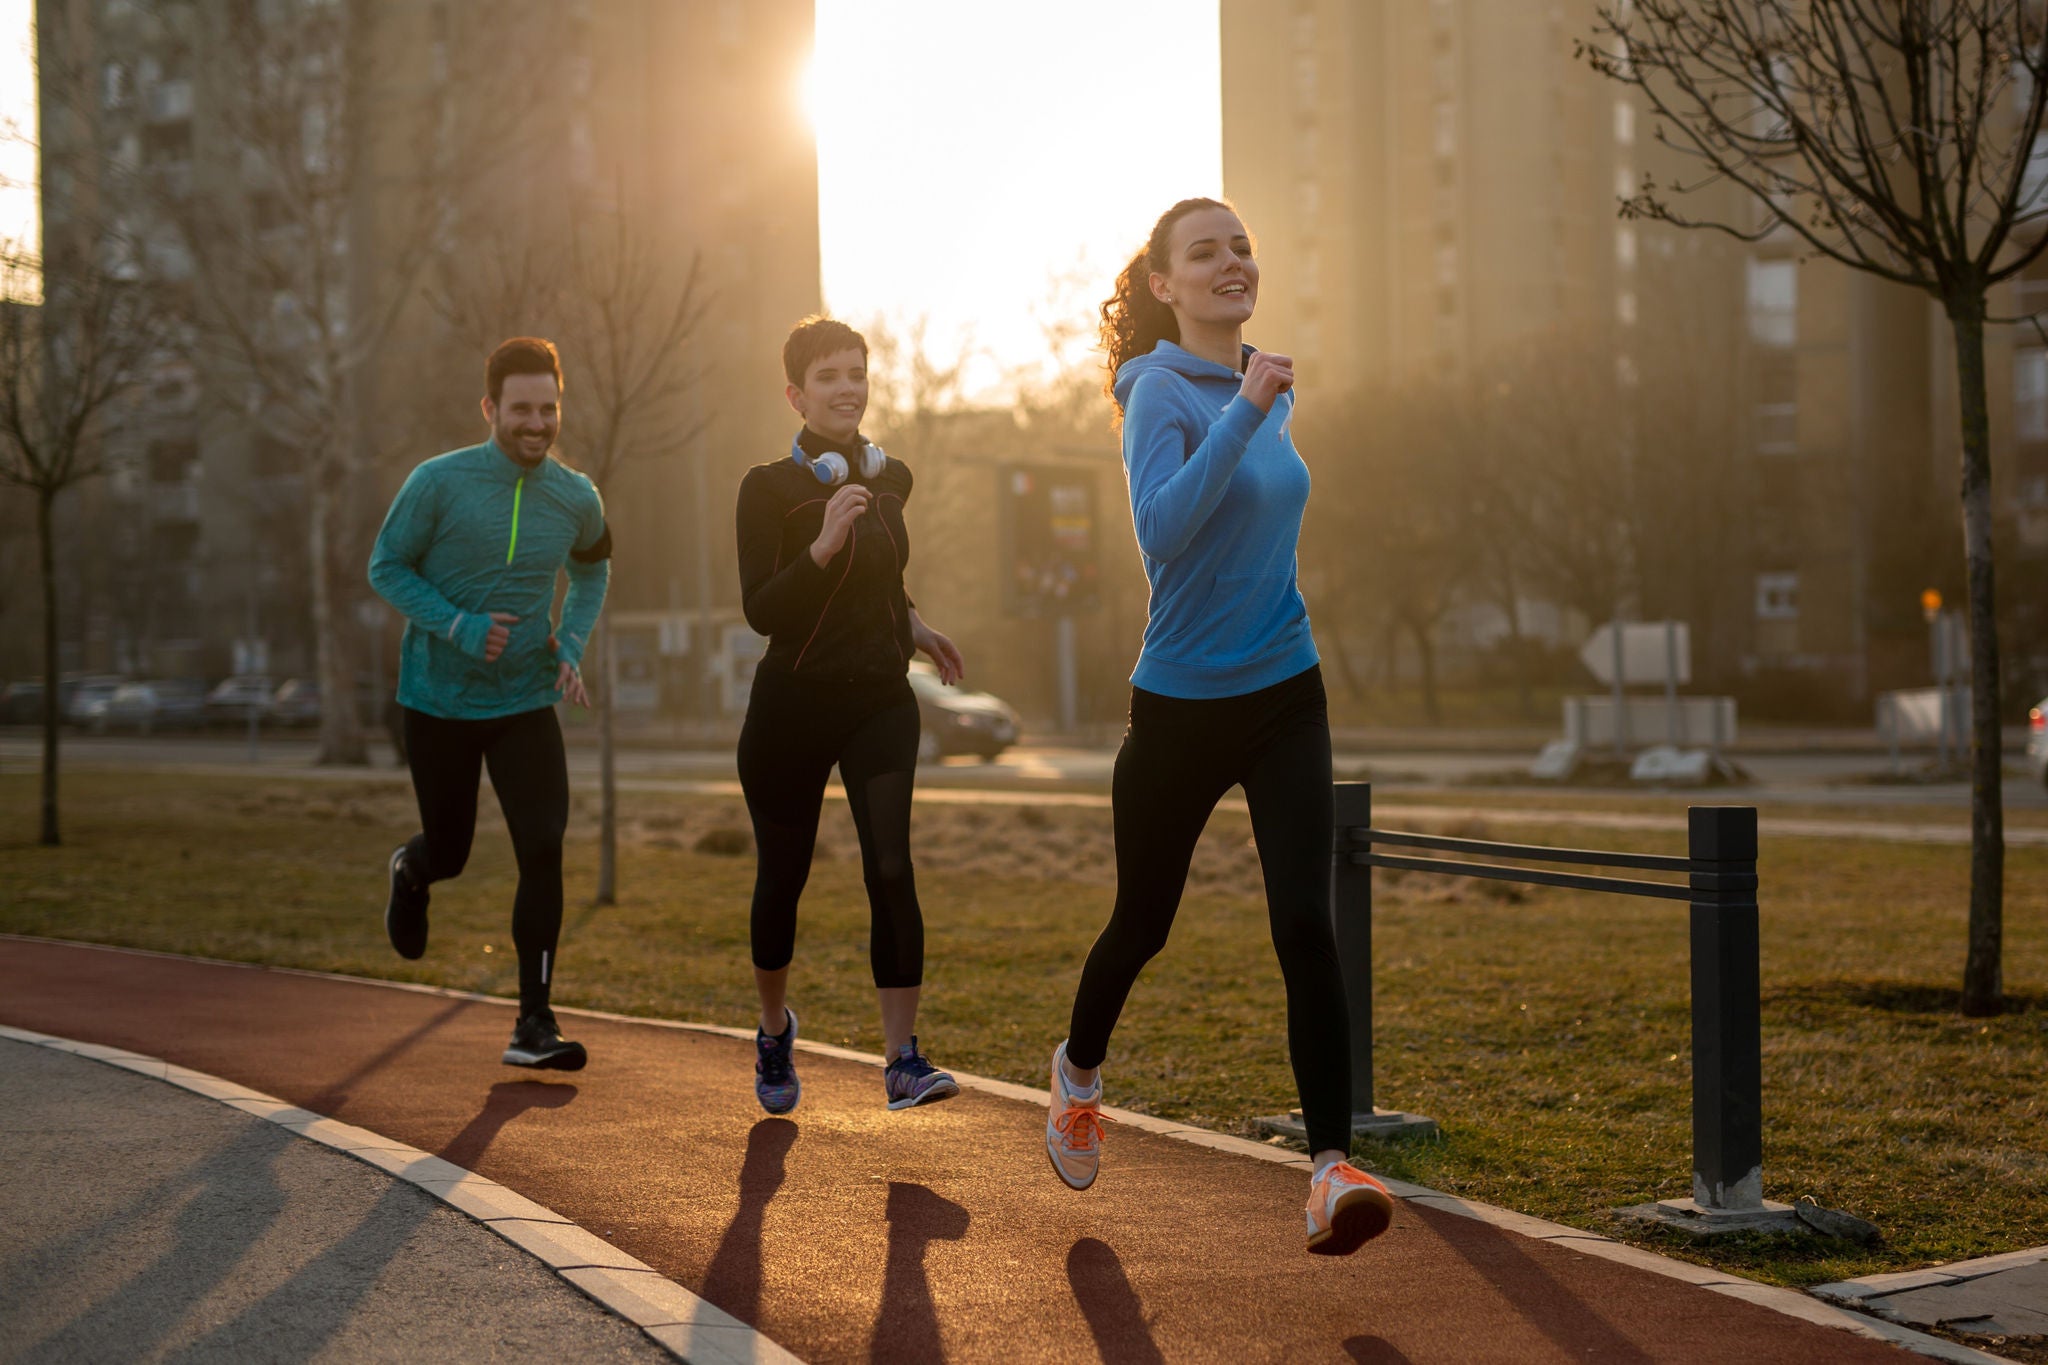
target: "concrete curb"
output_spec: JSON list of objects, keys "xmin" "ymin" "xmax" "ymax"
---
[
  {"xmin": 0, "ymin": 934, "xmax": 2016, "ymax": 1365},
  {"xmin": 0, "ymin": 1019, "xmax": 804, "ymax": 1365}
]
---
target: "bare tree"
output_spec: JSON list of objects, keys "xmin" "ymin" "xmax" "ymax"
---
[
  {"xmin": 1301, "ymin": 377, "xmax": 1472, "ymax": 724},
  {"xmin": 1586, "ymin": 1, "xmax": 2048, "ymax": 1014},
  {"xmin": 113, "ymin": 1, "xmax": 557, "ymax": 765},
  {"xmin": 0, "ymin": 244, "xmax": 171, "ymax": 845},
  {"xmin": 431, "ymin": 215, "xmax": 706, "ymax": 905}
]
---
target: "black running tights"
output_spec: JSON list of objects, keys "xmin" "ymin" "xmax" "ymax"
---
[
  {"xmin": 401, "ymin": 705, "xmax": 569, "ymax": 1015},
  {"xmin": 1066, "ymin": 665, "xmax": 1353, "ymax": 1155},
  {"xmin": 737, "ymin": 675, "xmax": 924, "ymax": 989}
]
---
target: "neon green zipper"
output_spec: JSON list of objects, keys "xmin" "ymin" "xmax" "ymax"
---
[{"xmin": 506, "ymin": 475, "xmax": 524, "ymax": 564}]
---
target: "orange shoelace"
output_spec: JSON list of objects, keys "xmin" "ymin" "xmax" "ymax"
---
[{"xmin": 1054, "ymin": 1104, "xmax": 1110, "ymax": 1150}]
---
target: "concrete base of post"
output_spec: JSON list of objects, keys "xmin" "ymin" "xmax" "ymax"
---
[
  {"xmin": 1616, "ymin": 1197, "xmax": 1803, "ymax": 1237},
  {"xmin": 1254, "ymin": 1108, "xmax": 1440, "ymax": 1144}
]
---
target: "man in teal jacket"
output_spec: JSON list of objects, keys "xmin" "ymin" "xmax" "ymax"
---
[{"xmin": 368, "ymin": 337, "xmax": 610, "ymax": 1070}]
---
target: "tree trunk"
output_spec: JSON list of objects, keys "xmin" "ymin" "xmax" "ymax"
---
[
  {"xmin": 595, "ymin": 620, "xmax": 617, "ymax": 906},
  {"xmin": 310, "ymin": 468, "xmax": 368, "ymax": 766},
  {"xmin": 38, "ymin": 487, "xmax": 60, "ymax": 847},
  {"xmin": 1407, "ymin": 615, "xmax": 1441, "ymax": 726},
  {"xmin": 1493, "ymin": 550, "xmax": 1535, "ymax": 720},
  {"xmin": 1948, "ymin": 302, "xmax": 2006, "ymax": 1017}
]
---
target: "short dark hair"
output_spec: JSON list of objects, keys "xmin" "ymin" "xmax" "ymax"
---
[
  {"xmin": 782, "ymin": 315, "xmax": 867, "ymax": 387},
  {"xmin": 486, "ymin": 337, "xmax": 563, "ymax": 402}
]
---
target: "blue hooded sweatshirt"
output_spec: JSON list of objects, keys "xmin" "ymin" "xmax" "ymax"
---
[{"xmin": 1112, "ymin": 340, "xmax": 1319, "ymax": 700}]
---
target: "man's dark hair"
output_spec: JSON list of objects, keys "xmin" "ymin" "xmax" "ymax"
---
[
  {"xmin": 486, "ymin": 336, "xmax": 563, "ymax": 402},
  {"xmin": 781, "ymin": 315, "xmax": 867, "ymax": 387}
]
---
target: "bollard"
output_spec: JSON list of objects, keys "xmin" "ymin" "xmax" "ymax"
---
[
  {"xmin": 1332, "ymin": 781, "xmax": 1375, "ymax": 1119},
  {"xmin": 1687, "ymin": 806, "xmax": 1763, "ymax": 1210}
]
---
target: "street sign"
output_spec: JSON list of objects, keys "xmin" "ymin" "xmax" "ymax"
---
[
  {"xmin": 1580, "ymin": 621, "xmax": 1691, "ymax": 687},
  {"xmin": 999, "ymin": 464, "xmax": 1102, "ymax": 618}
]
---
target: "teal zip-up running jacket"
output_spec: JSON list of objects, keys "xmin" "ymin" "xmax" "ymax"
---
[{"xmin": 368, "ymin": 438, "xmax": 611, "ymax": 721}]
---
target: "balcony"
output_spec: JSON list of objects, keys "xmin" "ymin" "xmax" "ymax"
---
[{"xmin": 146, "ymin": 80, "xmax": 194, "ymax": 124}]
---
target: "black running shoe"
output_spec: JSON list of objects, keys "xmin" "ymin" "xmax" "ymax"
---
[
  {"xmin": 386, "ymin": 845, "xmax": 429, "ymax": 960},
  {"xmin": 503, "ymin": 1008, "xmax": 587, "ymax": 1071}
]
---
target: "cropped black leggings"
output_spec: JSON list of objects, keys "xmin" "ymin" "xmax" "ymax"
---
[
  {"xmin": 737, "ymin": 674, "xmax": 924, "ymax": 989},
  {"xmin": 401, "ymin": 705, "xmax": 569, "ymax": 1015},
  {"xmin": 1066, "ymin": 665, "xmax": 1352, "ymax": 1155}
]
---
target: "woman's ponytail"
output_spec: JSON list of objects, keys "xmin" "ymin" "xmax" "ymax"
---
[{"xmin": 1098, "ymin": 196, "xmax": 1232, "ymax": 412}]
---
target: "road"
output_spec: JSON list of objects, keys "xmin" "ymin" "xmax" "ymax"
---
[{"xmin": 7, "ymin": 730, "xmax": 2044, "ymax": 817}]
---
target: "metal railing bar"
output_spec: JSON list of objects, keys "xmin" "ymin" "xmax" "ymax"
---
[
  {"xmin": 1349, "ymin": 827, "xmax": 1693, "ymax": 874},
  {"xmin": 1355, "ymin": 852, "xmax": 1695, "ymax": 901}
]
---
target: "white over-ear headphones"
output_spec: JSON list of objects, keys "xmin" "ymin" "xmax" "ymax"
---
[{"xmin": 791, "ymin": 432, "xmax": 886, "ymax": 486}]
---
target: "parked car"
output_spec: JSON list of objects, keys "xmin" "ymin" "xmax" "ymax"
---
[
  {"xmin": 95, "ymin": 682, "xmax": 163, "ymax": 733},
  {"xmin": 906, "ymin": 661, "xmax": 1021, "ymax": 762},
  {"xmin": 148, "ymin": 678, "xmax": 209, "ymax": 730},
  {"xmin": 86, "ymin": 679, "xmax": 206, "ymax": 734},
  {"xmin": 269, "ymin": 678, "xmax": 322, "ymax": 727},
  {"xmin": 2029, "ymin": 695, "xmax": 2047, "ymax": 792},
  {"xmin": 205, "ymin": 675, "xmax": 275, "ymax": 727},
  {"xmin": 64, "ymin": 677, "xmax": 125, "ymax": 727},
  {"xmin": 0, "ymin": 681, "xmax": 44, "ymax": 724}
]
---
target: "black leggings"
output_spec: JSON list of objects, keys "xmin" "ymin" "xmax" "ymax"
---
[
  {"xmin": 401, "ymin": 705, "xmax": 569, "ymax": 1015},
  {"xmin": 1066, "ymin": 665, "xmax": 1352, "ymax": 1154},
  {"xmin": 737, "ymin": 673, "xmax": 924, "ymax": 989}
]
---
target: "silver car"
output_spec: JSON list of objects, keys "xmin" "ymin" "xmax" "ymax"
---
[{"xmin": 2029, "ymin": 695, "xmax": 2047, "ymax": 791}]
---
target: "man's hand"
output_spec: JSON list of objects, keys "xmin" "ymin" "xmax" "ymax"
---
[
  {"xmin": 1242, "ymin": 351, "xmax": 1295, "ymax": 413},
  {"xmin": 910, "ymin": 611, "xmax": 965, "ymax": 685},
  {"xmin": 484, "ymin": 612, "xmax": 518, "ymax": 662},
  {"xmin": 809, "ymin": 484, "xmax": 872, "ymax": 566},
  {"xmin": 555, "ymin": 660, "xmax": 590, "ymax": 708}
]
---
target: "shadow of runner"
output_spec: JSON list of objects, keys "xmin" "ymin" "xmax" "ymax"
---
[
  {"xmin": 1412, "ymin": 1203, "xmax": 1655, "ymax": 1364},
  {"xmin": 159, "ymin": 1180, "xmax": 436, "ymax": 1364},
  {"xmin": 700, "ymin": 1118, "xmax": 799, "ymax": 1328},
  {"xmin": 1066, "ymin": 1237, "xmax": 1164, "ymax": 1365},
  {"xmin": 1343, "ymin": 1336, "xmax": 1418, "ymax": 1363},
  {"xmin": 868, "ymin": 1182, "xmax": 970, "ymax": 1363},
  {"xmin": 20, "ymin": 1122, "xmax": 291, "ymax": 1362},
  {"xmin": 302, "ymin": 999, "xmax": 476, "ymax": 1114},
  {"xmin": 437, "ymin": 1079, "xmax": 578, "ymax": 1170}
]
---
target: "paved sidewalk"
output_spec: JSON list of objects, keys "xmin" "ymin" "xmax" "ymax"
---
[
  {"xmin": 1818, "ymin": 1250, "xmax": 2048, "ymax": 1352},
  {"xmin": 0, "ymin": 937, "xmax": 1985, "ymax": 1364},
  {"xmin": 0, "ymin": 1035, "xmax": 668, "ymax": 1364}
]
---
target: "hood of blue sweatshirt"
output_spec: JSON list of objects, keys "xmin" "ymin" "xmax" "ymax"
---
[
  {"xmin": 1111, "ymin": 338, "xmax": 1254, "ymax": 407},
  {"xmin": 1109, "ymin": 339, "xmax": 1318, "ymax": 700}
]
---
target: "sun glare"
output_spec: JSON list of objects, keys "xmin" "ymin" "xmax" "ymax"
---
[
  {"xmin": 798, "ymin": 51, "xmax": 825, "ymax": 134},
  {"xmin": 811, "ymin": 0, "xmax": 1220, "ymax": 396}
]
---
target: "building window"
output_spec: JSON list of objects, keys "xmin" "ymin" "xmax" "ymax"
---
[
  {"xmin": 1433, "ymin": 101, "xmax": 1457, "ymax": 159},
  {"xmin": 1614, "ymin": 99, "xmax": 1635, "ymax": 146},
  {"xmin": 1755, "ymin": 572, "xmax": 1799, "ymax": 620},
  {"xmin": 2016, "ymin": 348, "xmax": 2048, "ymax": 442},
  {"xmin": 1755, "ymin": 401, "xmax": 1798, "ymax": 454},
  {"xmin": 1616, "ymin": 290, "xmax": 1637, "ymax": 326},
  {"xmin": 1747, "ymin": 258, "xmax": 1797, "ymax": 347},
  {"xmin": 1294, "ymin": 54, "xmax": 1318, "ymax": 109},
  {"xmin": 1615, "ymin": 225, "xmax": 1637, "ymax": 269}
]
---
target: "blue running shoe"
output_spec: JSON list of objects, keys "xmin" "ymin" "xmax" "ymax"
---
[
  {"xmin": 884, "ymin": 1038, "xmax": 960, "ymax": 1110},
  {"xmin": 755, "ymin": 1008, "xmax": 800, "ymax": 1115}
]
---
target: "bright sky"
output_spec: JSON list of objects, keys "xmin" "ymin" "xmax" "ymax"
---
[
  {"xmin": 0, "ymin": 0, "xmax": 34, "ymax": 270},
  {"xmin": 0, "ymin": 2, "xmax": 1220, "ymax": 377},
  {"xmin": 810, "ymin": 0, "xmax": 1221, "ymax": 394}
]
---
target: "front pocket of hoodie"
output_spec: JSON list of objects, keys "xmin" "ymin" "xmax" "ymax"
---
[
  {"xmin": 1146, "ymin": 578, "xmax": 1218, "ymax": 656},
  {"xmin": 1192, "ymin": 571, "xmax": 1306, "ymax": 666}
]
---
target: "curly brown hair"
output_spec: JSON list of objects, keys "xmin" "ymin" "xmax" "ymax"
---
[{"xmin": 1098, "ymin": 197, "xmax": 1237, "ymax": 411}]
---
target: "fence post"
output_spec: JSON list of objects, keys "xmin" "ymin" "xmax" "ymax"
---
[
  {"xmin": 1687, "ymin": 806, "xmax": 1762, "ymax": 1210},
  {"xmin": 1332, "ymin": 781, "xmax": 1375, "ymax": 1118}
]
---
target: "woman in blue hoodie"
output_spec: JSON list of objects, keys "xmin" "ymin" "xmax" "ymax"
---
[{"xmin": 1043, "ymin": 199, "xmax": 1396, "ymax": 1256}]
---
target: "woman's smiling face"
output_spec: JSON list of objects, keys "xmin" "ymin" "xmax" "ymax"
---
[{"xmin": 1151, "ymin": 206, "xmax": 1258, "ymax": 333}]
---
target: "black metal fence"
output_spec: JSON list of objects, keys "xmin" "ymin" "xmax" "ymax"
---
[{"xmin": 1333, "ymin": 782, "xmax": 1765, "ymax": 1212}]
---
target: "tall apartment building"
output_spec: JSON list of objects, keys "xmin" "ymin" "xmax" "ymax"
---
[
  {"xmin": 35, "ymin": 0, "xmax": 820, "ymax": 703},
  {"xmin": 1219, "ymin": 0, "xmax": 2048, "ymax": 709}
]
